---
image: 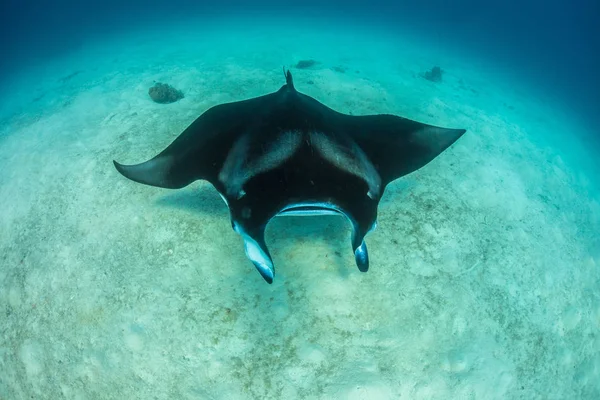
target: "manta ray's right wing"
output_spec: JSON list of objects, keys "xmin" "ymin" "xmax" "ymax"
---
[{"xmin": 113, "ymin": 94, "xmax": 277, "ymax": 189}]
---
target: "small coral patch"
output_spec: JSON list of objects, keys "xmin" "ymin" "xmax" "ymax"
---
[
  {"xmin": 295, "ymin": 59, "xmax": 319, "ymax": 69},
  {"xmin": 423, "ymin": 66, "xmax": 443, "ymax": 83},
  {"xmin": 148, "ymin": 82, "xmax": 184, "ymax": 104}
]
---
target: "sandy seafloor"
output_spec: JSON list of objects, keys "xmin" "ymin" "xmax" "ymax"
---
[{"xmin": 1, "ymin": 16, "xmax": 599, "ymax": 400}]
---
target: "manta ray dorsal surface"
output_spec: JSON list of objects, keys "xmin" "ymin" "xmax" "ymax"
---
[
  {"xmin": 218, "ymin": 129, "xmax": 304, "ymax": 200},
  {"xmin": 113, "ymin": 69, "xmax": 466, "ymax": 283}
]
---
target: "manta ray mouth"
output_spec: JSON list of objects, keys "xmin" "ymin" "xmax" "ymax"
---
[
  {"xmin": 278, "ymin": 201, "xmax": 378, "ymax": 269},
  {"xmin": 232, "ymin": 201, "xmax": 377, "ymax": 283},
  {"xmin": 276, "ymin": 203, "xmax": 342, "ymax": 217}
]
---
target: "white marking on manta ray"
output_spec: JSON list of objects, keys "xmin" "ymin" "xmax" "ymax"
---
[
  {"xmin": 232, "ymin": 222, "xmax": 274, "ymax": 282},
  {"xmin": 277, "ymin": 202, "xmax": 344, "ymax": 217},
  {"xmin": 218, "ymin": 133, "xmax": 249, "ymax": 198},
  {"xmin": 218, "ymin": 130, "xmax": 303, "ymax": 199},
  {"xmin": 308, "ymin": 131, "xmax": 382, "ymax": 199},
  {"xmin": 276, "ymin": 208, "xmax": 340, "ymax": 217},
  {"xmin": 217, "ymin": 192, "xmax": 229, "ymax": 207}
]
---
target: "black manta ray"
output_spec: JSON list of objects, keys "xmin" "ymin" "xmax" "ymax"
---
[{"xmin": 114, "ymin": 70, "xmax": 465, "ymax": 283}]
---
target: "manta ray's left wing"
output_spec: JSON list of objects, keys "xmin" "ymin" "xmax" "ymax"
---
[{"xmin": 341, "ymin": 114, "xmax": 466, "ymax": 186}]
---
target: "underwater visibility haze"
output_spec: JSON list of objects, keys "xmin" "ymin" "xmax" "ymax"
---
[{"xmin": 1, "ymin": 0, "xmax": 599, "ymax": 399}]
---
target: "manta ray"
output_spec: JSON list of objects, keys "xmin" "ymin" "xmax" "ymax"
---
[{"xmin": 114, "ymin": 69, "xmax": 465, "ymax": 283}]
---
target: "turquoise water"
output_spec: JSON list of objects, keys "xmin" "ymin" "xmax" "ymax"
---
[{"xmin": 1, "ymin": 12, "xmax": 599, "ymax": 400}]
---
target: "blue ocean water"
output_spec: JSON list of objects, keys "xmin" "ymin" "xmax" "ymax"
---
[
  {"xmin": 1, "ymin": 0, "xmax": 599, "ymax": 399},
  {"xmin": 1, "ymin": 0, "xmax": 598, "ymax": 119},
  {"xmin": 1, "ymin": 0, "xmax": 598, "ymax": 175}
]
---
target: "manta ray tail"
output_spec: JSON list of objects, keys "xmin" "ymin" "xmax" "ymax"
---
[{"xmin": 283, "ymin": 67, "xmax": 295, "ymax": 91}]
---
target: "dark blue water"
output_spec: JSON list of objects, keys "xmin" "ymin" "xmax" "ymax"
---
[{"xmin": 1, "ymin": 0, "xmax": 598, "ymax": 136}]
